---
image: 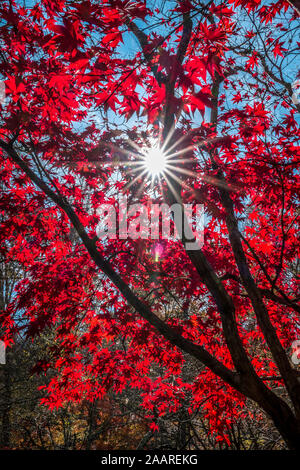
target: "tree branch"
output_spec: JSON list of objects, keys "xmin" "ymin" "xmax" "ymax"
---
[{"xmin": 0, "ymin": 140, "xmax": 244, "ymax": 394}]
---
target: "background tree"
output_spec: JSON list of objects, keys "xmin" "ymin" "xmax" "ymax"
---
[{"xmin": 0, "ymin": 0, "xmax": 299, "ymax": 449}]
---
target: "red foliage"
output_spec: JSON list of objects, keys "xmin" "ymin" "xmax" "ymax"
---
[{"xmin": 0, "ymin": 0, "xmax": 299, "ymax": 447}]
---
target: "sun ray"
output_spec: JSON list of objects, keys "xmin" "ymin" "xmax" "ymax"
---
[
  {"xmin": 164, "ymin": 167, "xmax": 194, "ymax": 193},
  {"xmin": 124, "ymin": 168, "xmax": 149, "ymax": 191},
  {"xmin": 163, "ymin": 173, "xmax": 182, "ymax": 202},
  {"xmin": 162, "ymin": 131, "xmax": 190, "ymax": 155},
  {"xmin": 160, "ymin": 123, "xmax": 176, "ymax": 153},
  {"xmin": 126, "ymin": 136, "xmax": 144, "ymax": 154},
  {"xmin": 165, "ymin": 165, "xmax": 240, "ymax": 192},
  {"xmin": 165, "ymin": 135, "xmax": 225, "ymax": 160},
  {"xmin": 164, "ymin": 158, "xmax": 194, "ymax": 165}
]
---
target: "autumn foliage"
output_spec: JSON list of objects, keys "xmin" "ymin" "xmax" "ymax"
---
[{"xmin": 0, "ymin": 0, "xmax": 299, "ymax": 450}]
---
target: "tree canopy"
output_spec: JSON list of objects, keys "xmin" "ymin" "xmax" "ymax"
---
[{"xmin": 0, "ymin": 0, "xmax": 299, "ymax": 449}]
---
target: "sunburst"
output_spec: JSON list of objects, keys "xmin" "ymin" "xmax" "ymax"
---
[
  {"xmin": 142, "ymin": 144, "xmax": 168, "ymax": 178},
  {"xmin": 62, "ymin": 125, "xmax": 239, "ymax": 199}
]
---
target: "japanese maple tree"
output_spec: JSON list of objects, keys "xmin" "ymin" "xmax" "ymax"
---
[{"xmin": 0, "ymin": 0, "xmax": 299, "ymax": 449}]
